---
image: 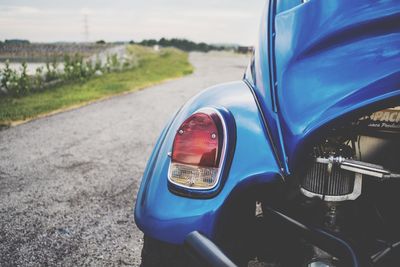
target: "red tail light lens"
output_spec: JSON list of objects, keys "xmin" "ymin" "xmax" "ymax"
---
[
  {"xmin": 172, "ymin": 113, "xmax": 220, "ymax": 167},
  {"xmin": 169, "ymin": 111, "xmax": 224, "ymax": 189}
]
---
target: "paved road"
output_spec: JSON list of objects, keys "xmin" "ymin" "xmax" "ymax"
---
[{"xmin": 0, "ymin": 52, "xmax": 249, "ymax": 266}]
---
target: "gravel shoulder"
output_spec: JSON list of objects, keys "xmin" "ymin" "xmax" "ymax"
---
[{"xmin": 0, "ymin": 52, "xmax": 249, "ymax": 266}]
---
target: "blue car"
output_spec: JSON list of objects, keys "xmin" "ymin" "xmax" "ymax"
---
[{"xmin": 135, "ymin": 0, "xmax": 400, "ymax": 266}]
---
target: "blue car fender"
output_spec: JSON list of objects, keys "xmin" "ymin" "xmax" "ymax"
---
[{"xmin": 134, "ymin": 80, "xmax": 283, "ymax": 244}]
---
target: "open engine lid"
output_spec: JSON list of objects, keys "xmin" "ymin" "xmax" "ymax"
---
[{"xmin": 271, "ymin": 0, "xmax": 400, "ymax": 169}]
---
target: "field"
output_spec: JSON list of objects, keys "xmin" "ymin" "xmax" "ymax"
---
[
  {"xmin": 0, "ymin": 42, "xmax": 113, "ymax": 62},
  {"xmin": 0, "ymin": 45, "xmax": 193, "ymax": 126}
]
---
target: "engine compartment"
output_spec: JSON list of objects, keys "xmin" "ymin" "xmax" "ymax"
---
[
  {"xmin": 255, "ymin": 106, "xmax": 400, "ymax": 267},
  {"xmin": 210, "ymin": 106, "xmax": 400, "ymax": 267},
  {"xmin": 296, "ymin": 106, "xmax": 400, "ymax": 266}
]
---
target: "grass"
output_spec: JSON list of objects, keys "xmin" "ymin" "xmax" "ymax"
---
[{"xmin": 0, "ymin": 45, "xmax": 193, "ymax": 126}]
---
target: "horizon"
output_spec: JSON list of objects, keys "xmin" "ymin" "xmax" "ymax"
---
[
  {"xmin": 0, "ymin": 0, "xmax": 266, "ymax": 46},
  {"xmin": 0, "ymin": 38, "xmax": 247, "ymax": 47}
]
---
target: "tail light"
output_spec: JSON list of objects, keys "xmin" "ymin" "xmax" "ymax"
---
[{"xmin": 168, "ymin": 110, "xmax": 225, "ymax": 190}]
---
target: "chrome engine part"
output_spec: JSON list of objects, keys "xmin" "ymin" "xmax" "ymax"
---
[
  {"xmin": 300, "ymin": 157, "xmax": 362, "ymax": 202},
  {"xmin": 296, "ymin": 106, "xmax": 400, "ymax": 266},
  {"xmin": 308, "ymin": 246, "xmax": 338, "ymax": 267}
]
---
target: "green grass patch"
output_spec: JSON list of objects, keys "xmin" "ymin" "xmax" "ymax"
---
[{"xmin": 0, "ymin": 45, "xmax": 193, "ymax": 125}]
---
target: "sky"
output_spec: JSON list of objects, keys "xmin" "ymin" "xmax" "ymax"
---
[{"xmin": 0, "ymin": 0, "xmax": 266, "ymax": 45}]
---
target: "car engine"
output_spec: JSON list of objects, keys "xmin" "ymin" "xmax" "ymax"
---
[{"xmin": 297, "ymin": 106, "xmax": 400, "ymax": 266}]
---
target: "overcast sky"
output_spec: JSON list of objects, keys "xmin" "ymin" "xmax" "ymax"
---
[{"xmin": 0, "ymin": 0, "xmax": 266, "ymax": 45}]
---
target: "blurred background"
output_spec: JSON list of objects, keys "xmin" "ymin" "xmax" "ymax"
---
[
  {"xmin": 1, "ymin": 0, "xmax": 264, "ymax": 45},
  {"xmin": 0, "ymin": 0, "xmax": 265, "ymax": 117},
  {"xmin": 0, "ymin": 1, "xmax": 265, "ymax": 266}
]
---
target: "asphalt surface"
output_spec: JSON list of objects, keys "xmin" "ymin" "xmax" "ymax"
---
[{"xmin": 0, "ymin": 52, "xmax": 249, "ymax": 266}]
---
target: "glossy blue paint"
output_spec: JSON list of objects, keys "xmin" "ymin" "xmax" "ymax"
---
[
  {"xmin": 250, "ymin": 0, "xmax": 290, "ymax": 174},
  {"xmin": 135, "ymin": 0, "xmax": 400, "ymax": 246},
  {"xmin": 135, "ymin": 81, "xmax": 282, "ymax": 244},
  {"xmin": 248, "ymin": 0, "xmax": 400, "ymax": 171}
]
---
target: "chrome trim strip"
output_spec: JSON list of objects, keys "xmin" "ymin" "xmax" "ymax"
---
[
  {"xmin": 315, "ymin": 157, "xmax": 391, "ymax": 178},
  {"xmin": 340, "ymin": 160, "xmax": 390, "ymax": 178}
]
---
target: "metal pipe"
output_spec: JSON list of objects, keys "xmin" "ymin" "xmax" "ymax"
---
[
  {"xmin": 263, "ymin": 206, "xmax": 372, "ymax": 267},
  {"xmin": 184, "ymin": 231, "xmax": 238, "ymax": 267}
]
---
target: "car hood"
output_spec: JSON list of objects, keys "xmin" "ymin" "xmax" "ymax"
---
[{"xmin": 252, "ymin": 0, "xmax": 400, "ymax": 172}]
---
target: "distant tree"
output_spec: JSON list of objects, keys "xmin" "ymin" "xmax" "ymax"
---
[
  {"xmin": 140, "ymin": 39, "xmax": 158, "ymax": 46},
  {"xmin": 198, "ymin": 42, "xmax": 209, "ymax": 52},
  {"xmin": 237, "ymin": 46, "xmax": 253, "ymax": 54},
  {"xmin": 129, "ymin": 40, "xmax": 135, "ymax": 44},
  {"xmin": 159, "ymin": 38, "xmax": 168, "ymax": 47},
  {"xmin": 138, "ymin": 38, "xmax": 228, "ymax": 52},
  {"xmin": 96, "ymin": 40, "xmax": 106, "ymax": 44},
  {"xmin": 5, "ymin": 39, "xmax": 30, "ymax": 45}
]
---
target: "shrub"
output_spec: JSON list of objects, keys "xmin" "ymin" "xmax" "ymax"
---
[
  {"xmin": 33, "ymin": 66, "xmax": 44, "ymax": 91},
  {"xmin": 63, "ymin": 54, "xmax": 90, "ymax": 81},
  {"xmin": 94, "ymin": 57, "xmax": 102, "ymax": 71},
  {"xmin": 18, "ymin": 62, "xmax": 30, "ymax": 95},
  {"xmin": 45, "ymin": 58, "xmax": 59, "ymax": 82},
  {"xmin": 1, "ymin": 60, "xmax": 19, "ymax": 96},
  {"xmin": 0, "ymin": 47, "xmax": 143, "ymax": 97},
  {"xmin": 110, "ymin": 54, "xmax": 120, "ymax": 70}
]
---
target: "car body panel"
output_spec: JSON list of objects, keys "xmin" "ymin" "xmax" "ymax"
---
[
  {"xmin": 250, "ymin": 0, "xmax": 290, "ymax": 174},
  {"xmin": 135, "ymin": 0, "xmax": 400, "ymax": 247},
  {"xmin": 134, "ymin": 81, "xmax": 282, "ymax": 244},
  {"xmin": 248, "ymin": 0, "xmax": 400, "ymax": 171}
]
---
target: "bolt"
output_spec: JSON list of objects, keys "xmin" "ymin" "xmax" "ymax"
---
[
  {"xmin": 178, "ymin": 129, "xmax": 184, "ymax": 135},
  {"xmin": 211, "ymin": 133, "xmax": 217, "ymax": 139}
]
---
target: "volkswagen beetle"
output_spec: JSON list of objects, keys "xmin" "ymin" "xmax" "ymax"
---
[{"xmin": 135, "ymin": 0, "xmax": 400, "ymax": 266}]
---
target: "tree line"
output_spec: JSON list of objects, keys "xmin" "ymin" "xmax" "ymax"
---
[{"xmin": 131, "ymin": 38, "xmax": 228, "ymax": 52}]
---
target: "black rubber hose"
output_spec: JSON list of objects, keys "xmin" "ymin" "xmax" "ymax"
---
[
  {"xmin": 184, "ymin": 231, "xmax": 238, "ymax": 267},
  {"xmin": 263, "ymin": 206, "xmax": 372, "ymax": 267}
]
